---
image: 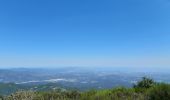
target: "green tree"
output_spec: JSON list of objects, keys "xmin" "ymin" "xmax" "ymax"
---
[{"xmin": 134, "ymin": 77, "xmax": 155, "ymax": 89}]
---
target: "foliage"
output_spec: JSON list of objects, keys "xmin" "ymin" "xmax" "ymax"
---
[
  {"xmin": 146, "ymin": 83, "xmax": 170, "ymax": 100},
  {"xmin": 134, "ymin": 77, "xmax": 155, "ymax": 89},
  {"xmin": 81, "ymin": 87, "xmax": 144, "ymax": 100},
  {"xmin": 4, "ymin": 89, "xmax": 145, "ymax": 100},
  {"xmin": 5, "ymin": 91, "xmax": 36, "ymax": 100}
]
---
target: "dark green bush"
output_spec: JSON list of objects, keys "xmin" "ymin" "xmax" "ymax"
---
[
  {"xmin": 146, "ymin": 83, "xmax": 170, "ymax": 100},
  {"xmin": 134, "ymin": 77, "xmax": 155, "ymax": 89},
  {"xmin": 0, "ymin": 95, "xmax": 3, "ymax": 100}
]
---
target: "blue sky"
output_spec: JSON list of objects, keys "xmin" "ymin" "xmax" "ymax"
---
[{"xmin": 0, "ymin": 0, "xmax": 170, "ymax": 68}]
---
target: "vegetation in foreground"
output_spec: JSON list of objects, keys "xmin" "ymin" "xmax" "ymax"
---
[{"xmin": 0, "ymin": 77, "xmax": 170, "ymax": 100}]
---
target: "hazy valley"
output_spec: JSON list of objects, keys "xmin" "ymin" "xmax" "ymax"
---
[{"xmin": 0, "ymin": 67, "xmax": 170, "ymax": 95}]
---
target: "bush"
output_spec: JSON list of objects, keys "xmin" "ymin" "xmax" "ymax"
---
[
  {"xmin": 80, "ymin": 87, "xmax": 145, "ymax": 100},
  {"xmin": 134, "ymin": 77, "xmax": 155, "ymax": 89},
  {"xmin": 0, "ymin": 95, "xmax": 3, "ymax": 100},
  {"xmin": 146, "ymin": 83, "xmax": 170, "ymax": 100},
  {"xmin": 5, "ymin": 91, "xmax": 36, "ymax": 100}
]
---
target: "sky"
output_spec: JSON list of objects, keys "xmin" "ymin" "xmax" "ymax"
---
[{"xmin": 0, "ymin": 0, "xmax": 170, "ymax": 68}]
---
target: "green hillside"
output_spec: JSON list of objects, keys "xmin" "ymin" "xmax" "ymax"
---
[{"xmin": 0, "ymin": 77, "xmax": 170, "ymax": 100}]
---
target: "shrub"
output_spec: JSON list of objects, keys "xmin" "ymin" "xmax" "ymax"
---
[
  {"xmin": 146, "ymin": 83, "xmax": 170, "ymax": 100},
  {"xmin": 134, "ymin": 77, "xmax": 155, "ymax": 89},
  {"xmin": 5, "ymin": 90, "xmax": 36, "ymax": 100},
  {"xmin": 0, "ymin": 95, "xmax": 3, "ymax": 100}
]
